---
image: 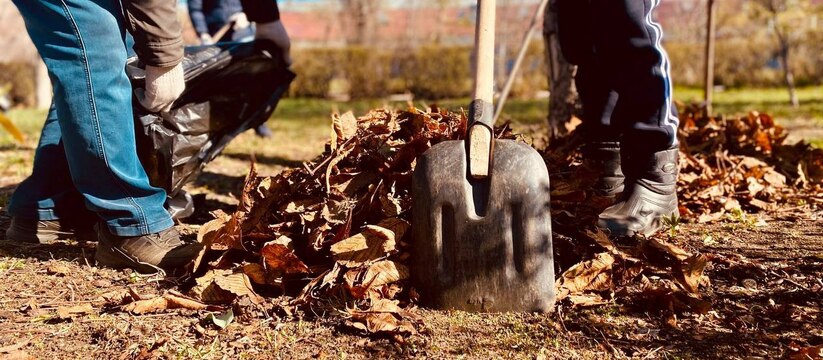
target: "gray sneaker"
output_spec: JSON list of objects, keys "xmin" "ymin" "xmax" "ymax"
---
[
  {"xmin": 94, "ymin": 225, "xmax": 203, "ymax": 275},
  {"xmin": 4, "ymin": 217, "xmax": 96, "ymax": 244}
]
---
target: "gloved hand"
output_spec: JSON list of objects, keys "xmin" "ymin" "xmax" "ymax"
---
[
  {"xmin": 255, "ymin": 20, "xmax": 292, "ymax": 65},
  {"xmin": 199, "ymin": 33, "xmax": 214, "ymax": 45},
  {"xmin": 136, "ymin": 63, "xmax": 185, "ymax": 113},
  {"xmin": 230, "ymin": 12, "xmax": 250, "ymax": 31}
]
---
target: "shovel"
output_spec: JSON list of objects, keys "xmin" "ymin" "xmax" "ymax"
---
[{"xmin": 412, "ymin": 0, "xmax": 555, "ymax": 312}]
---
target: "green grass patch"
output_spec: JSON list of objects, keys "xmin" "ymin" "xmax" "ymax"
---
[
  {"xmin": 674, "ymin": 86, "xmax": 823, "ymax": 121},
  {"xmin": 3, "ymin": 87, "xmax": 821, "ymax": 150}
]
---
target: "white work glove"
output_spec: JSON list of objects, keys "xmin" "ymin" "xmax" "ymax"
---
[
  {"xmin": 255, "ymin": 20, "xmax": 292, "ymax": 65},
  {"xmin": 136, "ymin": 63, "xmax": 185, "ymax": 113},
  {"xmin": 199, "ymin": 33, "xmax": 214, "ymax": 45},
  {"xmin": 229, "ymin": 12, "xmax": 250, "ymax": 31}
]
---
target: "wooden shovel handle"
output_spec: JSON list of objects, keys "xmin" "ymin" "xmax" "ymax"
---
[
  {"xmin": 469, "ymin": 0, "xmax": 496, "ymax": 179},
  {"xmin": 472, "ymin": 0, "xmax": 496, "ymax": 107}
]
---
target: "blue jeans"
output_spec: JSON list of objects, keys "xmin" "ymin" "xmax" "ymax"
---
[{"xmin": 8, "ymin": 0, "xmax": 173, "ymax": 236}]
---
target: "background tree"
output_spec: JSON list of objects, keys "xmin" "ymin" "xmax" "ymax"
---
[
  {"xmin": 751, "ymin": 0, "xmax": 817, "ymax": 108},
  {"xmin": 340, "ymin": 0, "xmax": 381, "ymax": 45}
]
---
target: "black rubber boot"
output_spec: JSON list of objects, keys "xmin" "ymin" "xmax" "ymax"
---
[
  {"xmin": 581, "ymin": 142, "xmax": 625, "ymax": 196},
  {"xmin": 597, "ymin": 147, "xmax": 679, "ymax": 237}
]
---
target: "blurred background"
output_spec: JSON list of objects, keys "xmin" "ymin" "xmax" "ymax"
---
[
  {"xmin": 0, "ymin": 0, "xmax": 820, "ymax": 105},
  {"xmin": 0, "ymin": 0, "xmax": 821, "ymax": 149}
]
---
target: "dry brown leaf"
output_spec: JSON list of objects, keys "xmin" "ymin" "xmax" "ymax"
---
[
  {"xmin": 331, "ymin": 111, "xmax": 358, "ymax": 150},
  {"xmin": 348, "ymin": 312, "xmax": 416, "ymax": 335},
  {"xmin": 555, "ymin": 253, "xmax": 615, "ymax": 300},
  {"xmin": 567, "ymin": 293, "xmax": 609, "ymax": 306},
  {"xmin": 193, "ymin": 216, "xmax": 231, "ymax": 272},
  {"xmin": 0, "ymin": 340, "xmax": 31, "ymax": 356},
  {"xmin": 678, "ymin": 255, "xmax": 708, "ymax": 294},
  {"xmin": 242, "ymin": 263, "xmax": 268, "ymax": 285},
  {"xmin": 379, "ymin": 191, "xmax": 403, "ymax": 217},
  {"xmin": 321, "ymin": 200, "xmax": 350, "ymax": 225},
  {"xmin": 295, "ymin": 265, "xmax": 344, "ymax": 303},
  {"xmin": 56, "ymin": 303, "xmax": 94, "ymax": 319},
  {"xmin": 46, "ymin": 263, "xmax": 71, "ymax": 276},
  {"xmin": 213, "ymin": 272, "xmax": 263, "ymax": 303},
  {"xmin": 376, "ymin": 218, "xmax": 410, "ymax": 241},
  {"xmin": 124, "ymin": 293, "xmax": 208, "ymax": 314},
  {"xmin": 191, "ymin": 269, "xmax": 263, "ymax": 304},
  {"xmin": 361, "ymin": 260, "xmax": 409, "ymax": 289},
  {"xmin": 214, "ymin": 215, "xmax": 243, "ymax": 250},
  {"xmin": 646, "ymin": 238, "xmax": 692, "ymax": 262},
  {"xmin": 331, "ymin": 225, "xmax": 396, "ymax": 267},
  {"xmin": 261, "ymin": 237, "xmax": 310, "ymax": 275},
  {"xmin": 789, "ymin": 344, "xmax": 823, "ymax": 360},
  {"xmin": 368, "ymin": 298, "xmax": 403, "ymax": 313}
]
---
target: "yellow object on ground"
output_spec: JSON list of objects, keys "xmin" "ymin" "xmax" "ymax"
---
[{"xmin": 0, "ymin": 111, "xmax": 26, "ymax": 143}]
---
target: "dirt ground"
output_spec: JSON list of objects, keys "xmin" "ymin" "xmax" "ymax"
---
[
  {"xmin": 2, "ymin": 100, "xmax": 823, "ymax": 360},
  {"xmin": 1, "ymin": 127, "xmax": 821, "ymax": 360}
]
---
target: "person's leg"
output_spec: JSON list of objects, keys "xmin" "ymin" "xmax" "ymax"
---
[
  {"xmin": 8, "ymin": 104, "xmax": 87, "ymax": 219},
  {"xmin": 591, "ymin": 0, "xmax": 679, "ymax": 236},
  {"xmin": 555, "ymin": 0, "xmax": 624, "ymax": 196},
  {"xmin": 5, "ymin": 104, "xmax": 97, "ymax": 243},
  {"xmin": 11, "ymin": 0, "xmax": 173, "ymax": 236},
  {"xmin": 592, "ymin": 0, "xmax": 678, "ymax": 152}
]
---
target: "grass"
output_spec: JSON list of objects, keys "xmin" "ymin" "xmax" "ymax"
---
[
  {"xmin": 674, "ymin": 85, "xmax": 823, "ymax": 120},
  {"xmin": 1, "ymin": 86, "xmax": 821, "ymax": 150}
]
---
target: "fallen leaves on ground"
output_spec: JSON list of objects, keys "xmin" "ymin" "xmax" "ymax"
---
[
  {"xmin": 677, "ymin": 106, "xmax": 822, "ymax": 221},
  {"xmin": 123, "ymin": 291, "xmax": 213, "ymax": 314},
  {"xmin": 189, "ymin": 107, "xmax": 483, "ymax": 336},
  {"xmin": 56, "ymin": 303, "xmax": 95, "ymax": 319},
  {"xmin": 544, "ymin": 105, "xmax": 820, "ymax": 324},
  {"xmin": 183, "ymin": 105, "xmax": 820, "ymax": 335}
]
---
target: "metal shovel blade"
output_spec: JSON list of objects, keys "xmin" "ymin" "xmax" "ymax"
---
[{"xmin": 412, "ymin": 138, "xmax": 555, "ymax": 312}]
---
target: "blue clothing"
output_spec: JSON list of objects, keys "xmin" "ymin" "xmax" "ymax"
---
[
  {"xmin": 9, "ymin": 0, "xmax": 174, "ymax": 236},
  {"xmin": 556, "ymin": 0, "xmax": 679, "ymax": 153},
  {"xmin": 188, "ymin": 0, "xmax": 244, "ymax": 36}
]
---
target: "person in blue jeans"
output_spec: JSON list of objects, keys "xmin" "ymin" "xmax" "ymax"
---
[
  {"xmin": 5, "ymin": 0, "xmax": 289, "ymax": 274},
  {"xmin": 189, "ymin": 0, "xmax": 286, "ymax": 138},
  {"xmin": 555, "ymin": 0, "xmax": 680, "ymax": 237}
]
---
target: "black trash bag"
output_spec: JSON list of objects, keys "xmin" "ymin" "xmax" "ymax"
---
[{"xmin": 127, "ymin": 40, "xmax": 295, "ymax": 219}]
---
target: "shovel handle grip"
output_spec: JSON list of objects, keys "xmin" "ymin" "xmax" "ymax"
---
[{"xmin": 468, "ymin": 0, "xmax": 496, "ymax": 178}]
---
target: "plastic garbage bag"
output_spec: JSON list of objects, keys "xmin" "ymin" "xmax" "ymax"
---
[{"xmin": 127, "ymin": 41, "xmax": 295, "ymax": 219}]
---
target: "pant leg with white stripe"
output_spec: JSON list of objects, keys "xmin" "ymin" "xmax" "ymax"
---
[{"xmin": 589, "ymin": 0, "xmax": 679, "ymax": 153}]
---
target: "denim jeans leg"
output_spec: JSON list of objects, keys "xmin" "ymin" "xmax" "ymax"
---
[
  {"xmin": 7, "ymin": 103, "xmax": 95, "ymax": 223},
  {"xmin": 10, "ymin": 0, "xmax": 173, "ymax": 236}
]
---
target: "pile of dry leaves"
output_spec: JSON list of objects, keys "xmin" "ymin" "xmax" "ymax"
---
[
  {"xmin": 115, "ymin": 106, "xmax": 821, "ymax": 337},
  {"xmin": 545, "ymin": 104, "xmax": 822, "ymax": 324},
  {"xmin": 677, "ymin": 105, "xmax": 823, "ymax": 222},
  {"xmin": 187, "ymin": 108, "xmax": 511, "ymax": 337}
]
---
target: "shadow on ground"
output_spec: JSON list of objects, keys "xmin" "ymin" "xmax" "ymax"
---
[{"xmin": 222, "ymin": 152, "xmax": 304, "ymax": 169}]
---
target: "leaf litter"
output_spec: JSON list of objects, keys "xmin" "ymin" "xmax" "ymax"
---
[{"xmin": 110, "ymin": 105, "xmax": 821, "ymax": 338}]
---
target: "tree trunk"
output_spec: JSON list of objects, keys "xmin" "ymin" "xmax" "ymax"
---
[
  {"xmin": 768, "ymin": 3, "xmax": 800, "ymax": 108},
  {"xmin": 342, "ymin": 0, "xmax": 377, "ymax": 46},
  {"xmin": 779, "ymin": 46, "xmax": 800, "ymax": 108},
  {"xmin": 543, "ymin": 0, "xmax": 579, "ymax": 139}
]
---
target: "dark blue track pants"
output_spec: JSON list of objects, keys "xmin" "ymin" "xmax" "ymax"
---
[{"xmin": 556, "ymin": 0, "xmax": 679, "ymax": 152}]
